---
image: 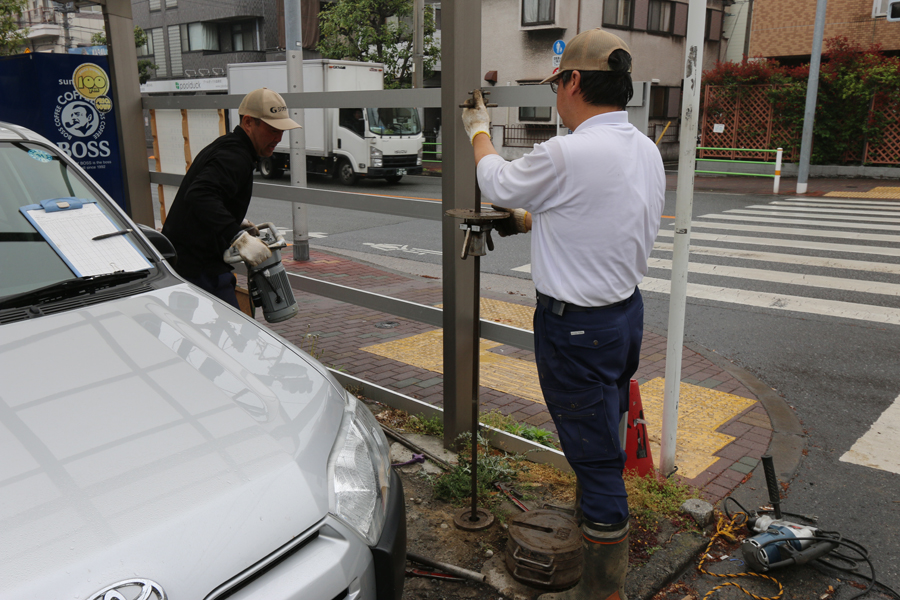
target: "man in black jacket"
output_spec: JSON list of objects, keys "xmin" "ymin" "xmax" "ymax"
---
[{"xmin": 162, "ymin": 88, "xmax": 300, "ymax": 308}]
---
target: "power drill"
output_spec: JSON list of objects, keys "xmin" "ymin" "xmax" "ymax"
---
[{"xmin": 740, "ymin": 456, "xmax": 839, "ymax": 572}]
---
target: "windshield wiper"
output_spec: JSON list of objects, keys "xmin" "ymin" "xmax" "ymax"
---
[{"xmin": 0, "ymin": 270, "xmax": 151, "ymax": 310}]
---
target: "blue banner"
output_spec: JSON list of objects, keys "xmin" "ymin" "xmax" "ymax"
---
[{"xmin": 0, "ymin": 53, "xmax": 126, "ymax": 211}]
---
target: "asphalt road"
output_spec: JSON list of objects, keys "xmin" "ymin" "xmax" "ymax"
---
[{"xmin": 241, "ymin": 172, "xmax": 899, "ymax": 595}]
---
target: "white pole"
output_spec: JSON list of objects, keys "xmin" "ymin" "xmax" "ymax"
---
[
  {"xmin": 285, "ymin": 1, "xmax": 310, "ymax": 261},
  {"xmin": 660, "ymin": 0, "xmax": 708, "ymax": 478},
  {"xmin": 796, "ymin": 0, "xmax": 828, "ymax": 195},
  {"xmin": 773, "ymin": 148, "xmax": 783, "ymax": 194}
]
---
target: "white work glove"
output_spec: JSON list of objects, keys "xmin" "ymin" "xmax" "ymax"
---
[
  {"xmin": 461, "ymin": 89, "xmax": 491, "ymax": 145},
  {"xmin": 230, "ymin": 231, "xmax": 271, "ymax": 267},
  {"xmin": 490, "ymin": 204, "xmax": 529, "ymax": 237},
  {"xmin": 240, "ymin": 218, "xmax": 259, "ymax": 236}
]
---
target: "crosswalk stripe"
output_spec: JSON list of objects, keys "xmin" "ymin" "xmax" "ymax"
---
[
  {"xmin": 840, "ymin": 392, "xmax": 900, "ymax": 475},
  {"xmin": 703, "ymin": 214, "xmax": 900, "ymax": 231},
  {"xmin": 723, "ymin": 209, "xmax": 900, "ymax": 224},
  {"xmin": 652, "ymin": 242, "xmax": 900, "ymax": 275},
  {"xmin": 511, "ymin": 264, "xmax": 532, "ymax": 273},
  {"xmin": 689, "ymin": 220, "xmax": 900, "ymax": 243},
  {"xmin": 638, "ymin": 277, "xmax": 900, "ymax": 325},
  {"xmin": 750, "ymin": 204, "xmax": 900, "ymax": 216},
  {"xmin": 655, "ymin": 228, "xmax": 900, "ymax": 257},
  {"xmin": 775, "ymin": 199, "xmax": 900, "ymax": 208},
  {"xmin": 646, "ymin": 257, "xmax": 900, "ymax": 296}
]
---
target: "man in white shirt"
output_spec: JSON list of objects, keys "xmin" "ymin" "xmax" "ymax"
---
[{"xmin": 462, "ymin": 29, "xmax": 665, "ymax": 600}]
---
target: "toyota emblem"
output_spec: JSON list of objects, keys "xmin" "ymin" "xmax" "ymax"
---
[{"xmin": 88, "ymin": 579, "xmax": 166, "ymax": 600}]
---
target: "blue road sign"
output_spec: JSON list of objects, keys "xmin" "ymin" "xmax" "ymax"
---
[{"xmin": 553, "ymin": 40, "xmax": 565, "ymax": 55}]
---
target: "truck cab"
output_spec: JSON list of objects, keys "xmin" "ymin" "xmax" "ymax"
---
[{"xmin": 333, "ymin": 106, "xmax": 423, "ymax": 185}]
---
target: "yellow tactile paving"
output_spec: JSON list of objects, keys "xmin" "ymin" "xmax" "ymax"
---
[
  {"xmin": 364, "ymin": 298, "xmax": 758, "ymax": 481},
  {"xmin": 638, "ymin": 377, "xmax": 756, "ymax": 479},
  {"xmin": 824, "ymin": 187, "xmax": 900, "ymax": 199}
]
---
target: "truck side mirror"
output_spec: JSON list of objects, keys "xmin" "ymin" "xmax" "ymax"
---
[{"xmin": 889, "ymin": 0, "xmax": 900, "ymax": 21}]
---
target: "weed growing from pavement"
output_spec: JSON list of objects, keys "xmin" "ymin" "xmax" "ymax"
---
[
  {"xmin": 479, "ymin": 409, "xmax": 559, "ymax": 449},
  {"xmin": 408, "ymin": 414, "xmax": 444, "ymax": 436},
  {"xmin": 430, "ymin": 432, "xmax": 521, "ymax": 508},
  {"xmin": 624, "ymin": 470, "xmax": 702, "ymax": 529}
]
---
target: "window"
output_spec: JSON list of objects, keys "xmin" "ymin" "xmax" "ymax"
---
[
  {"xmin": 137, "ymin": 29, "xmax": 154, "ymax": 57},
  {"xmin": 165, "ymin": 0, "xmax": 176, "ymax": 7},
  {"xmin": 648, "ymin": 0, "xmax": 673, "ymax": 33},
  {"xmin": 151, "ymin": 28, "xmax": 166, "ymax": 76},
  {"xmin": 522, "ymin": 0, "xmax": 554, "ymax": 26},
  {"xmin": 603, "ymin": 0, "xmax": 632, "ymax": 28},
  {"xmin": 149, "ymin": 0, "xmax": 160, "ymax": 11},
  {"xmin": 873, "ymin": 0, "xmax": 890, "ymax": 17},
  {"xmin": 649, "ymin": 86, "xmax": 681, "ymax": 119},
  {"xmin": 180, "ymin": 22, "xmax": 219, "ymax": 51},
  {"xmin": 167, "ymin": 25, "xmax": 183, "ymax": 76},
  {"xmin": 218, "ymin": 20, "xmax": 258, "ymax": 52},
  {"xmin": 519, "ymin": 106, "xmax": 552, "ymax": 122},
  {"xmin": 705, "ymin": 8, "xmax": 723, "ymax": 41}
]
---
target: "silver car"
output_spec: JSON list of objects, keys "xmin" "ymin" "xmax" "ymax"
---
[{"xmin": 0, "ymin": 122, "xmax": 406, "ymax": 600}]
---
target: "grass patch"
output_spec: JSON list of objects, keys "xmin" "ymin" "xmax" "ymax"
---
[
  {"xmin": 480, "ymin": 409, "xmax": 559, "ymax": 449},
  {"xmin": 624, "ymin": 470, "xmax": 701, "ymax": 528},
  {"xmin": 430, "ymin": 432, "xmax": 521, "ymax": 508}
]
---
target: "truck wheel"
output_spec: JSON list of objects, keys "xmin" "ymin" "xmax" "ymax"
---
[
  {"xmin": 337, "ymin": 159, "xmax": 358, "ymax": 186},
  {"xmin": 384, "ymin": 175, "xmax": 403, "ymax": 184},
  {"xmin": 260, "ymin": 157, "xmax": 283, "ymax": 179}
]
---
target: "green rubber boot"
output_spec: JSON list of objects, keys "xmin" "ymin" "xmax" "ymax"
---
[{"xmin": 537, "ymin": 519, "xmax": 629, "ymax": 600}]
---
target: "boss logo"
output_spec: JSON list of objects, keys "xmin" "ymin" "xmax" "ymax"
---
[{"xmin": 269, "ymin": 106, "xmax": 287, "ymax": 114}]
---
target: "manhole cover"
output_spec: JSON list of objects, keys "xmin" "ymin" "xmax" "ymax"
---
[{"xmin": 375, "ymin": 321, "xmax": 399, "ymax": 329}]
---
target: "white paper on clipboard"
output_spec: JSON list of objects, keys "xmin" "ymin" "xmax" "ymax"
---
[{"xmin": 25, "ymin": 203, "xmax": 151, "ymax": 276}]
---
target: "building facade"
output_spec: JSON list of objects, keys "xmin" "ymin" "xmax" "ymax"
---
[
  {"xmin": 482, "ymin": 0, "xmax": 730, "ymax": 159},
  {"xmin": 18, "ymin": 0, "xmax": 105, "ymax": 54},
  {"xmin": 748, "ymin": 0, "xmax": 900, "ymax": 60}
]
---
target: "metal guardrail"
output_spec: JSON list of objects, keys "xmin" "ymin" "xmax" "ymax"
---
[
  {"xmin": 145, "ymin": 85, "xmax": 562, "ymax": 467},
  {"xmin": 696, "ymin": 146, "xmax": 784, "ymax": 194}
]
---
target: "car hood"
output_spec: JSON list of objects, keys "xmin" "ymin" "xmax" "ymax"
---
[{"xmin": 0, "ymin": 284, "xmax": 347, "ymax": 600}]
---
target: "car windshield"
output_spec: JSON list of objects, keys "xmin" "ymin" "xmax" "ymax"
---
[
  {"xmin": 366, "ymin": 108, "xmax": 422, "ymax": 136},
  {"xmin": 0, "ymin": 141, "xmax": 152, "ymax": 299}
]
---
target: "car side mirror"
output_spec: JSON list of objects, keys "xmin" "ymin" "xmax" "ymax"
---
[{"xmin": 138, "ymin": 224, "xmax": 177, "ymax": 266}]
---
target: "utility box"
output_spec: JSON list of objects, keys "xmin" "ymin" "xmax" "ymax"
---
[{"xmin": 227, "ymin": 60, "xmax": 424, "ymax": 185}]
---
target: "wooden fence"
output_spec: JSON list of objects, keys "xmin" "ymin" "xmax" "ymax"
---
[{"xmin": 700, "ymin": 85, "xmax": 900, "ymax": 165}]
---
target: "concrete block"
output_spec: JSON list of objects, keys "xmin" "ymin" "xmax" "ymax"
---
[{"xmin": 682, "ymin": 498, "xmax": 715, "ymax": 527}]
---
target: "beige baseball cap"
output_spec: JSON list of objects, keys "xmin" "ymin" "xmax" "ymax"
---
[
  {"xmin": 238, "ymin": 87, "xmax": 301, "ymax": 130},
  {"xmin": 540, "ymin": 28, "xmax": 632, "ymax": 84}
]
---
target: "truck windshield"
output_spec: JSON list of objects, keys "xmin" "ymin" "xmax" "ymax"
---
[{"xmin": 367, "ymin": 108, "xmax": 422, "ymax": 136}]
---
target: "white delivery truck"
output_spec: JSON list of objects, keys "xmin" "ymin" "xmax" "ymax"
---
[{"xmin": 227, "ymin": 59, "xmax": 424, "ymax": 185}]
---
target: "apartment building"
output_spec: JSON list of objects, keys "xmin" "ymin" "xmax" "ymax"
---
[
  {"xmin": 18, "ymin": 0, "xmax": 105, "ymax": 54},
  {"xmin": 748, "ymin": 0, "xmax": 900, "ymax": 60}
]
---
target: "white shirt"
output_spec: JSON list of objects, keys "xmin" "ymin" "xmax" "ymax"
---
[{"xmin": 477, "ymin": 112, "xmax": 666, "ymax": 307}]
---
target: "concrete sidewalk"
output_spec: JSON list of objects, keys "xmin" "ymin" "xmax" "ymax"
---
[{"xmin": 244, "ymin": 248, "xmax": 797, "ymax": 507}]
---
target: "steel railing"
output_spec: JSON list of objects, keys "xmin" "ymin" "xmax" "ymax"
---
[{"xmin": 696, "ymin": 146, "xmax": 784, "ymax": 194}]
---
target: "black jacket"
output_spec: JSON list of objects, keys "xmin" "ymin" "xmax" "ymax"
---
[{"xmin": 162, "ymin": 126, "xmax": 257, "ymax": 278}]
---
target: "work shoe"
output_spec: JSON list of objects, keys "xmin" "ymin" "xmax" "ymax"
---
[{"xmin": 537, "ymin": 519, "xmax": 629, "ymax": 600}]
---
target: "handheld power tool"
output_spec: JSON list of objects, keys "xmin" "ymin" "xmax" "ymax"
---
[
  {"xmin": 740, "ymin": 455, "xmax": 839, "ymax": 572},
  {"xmin": 224, "ymin": 222, "xmax": 299, "ymax": 323}
]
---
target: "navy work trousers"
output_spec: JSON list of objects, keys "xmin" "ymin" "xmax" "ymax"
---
[
  {"xmin": 534, "ymin": 288, "xmax": 643, "ymax": 525},
  {"xmin": 184, "ymin": 271, "xmax": 240, "ymax": 309}
]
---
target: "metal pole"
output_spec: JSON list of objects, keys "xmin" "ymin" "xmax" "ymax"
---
[
  {"xmin": 773, "ymin": 147, "xmax": 783, "ymax": 194},
  {"xmin": 413, "ymin": 0, "xmax": 424, "ymax": 89},
  {"xmin": 796, "ymin": 0, "xmax": 828, "ymax": 195},
  {"xmin": 441, "ymin": 0, "xmax": 481, "ymax": 448},
  {"xmin": 660, "ymin": 0, "xmax": 707, "ymax": 478},
  {"xmin": 285, "ymin": 0, "xmax": 310, "ymax": 261},
  {"xmin": 103, "ymin": 0, "xmax": 154, "ymax": 225}
]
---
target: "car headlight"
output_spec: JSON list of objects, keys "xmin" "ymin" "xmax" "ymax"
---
[
  {"xmin": 327, "ymin": 392, "xmax": 392, "ymax": 545},
  {"xmin": 417, "ymin": 147, "xmax": 423, "ymax": 166},
  {"xmin": 370, "ymin": 146, "xmax": 383, "ymax": 168}
]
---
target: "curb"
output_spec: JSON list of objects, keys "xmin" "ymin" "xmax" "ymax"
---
[{"xmin": 627, "ymin": 531, "xmax": 708, "ymax": 600}]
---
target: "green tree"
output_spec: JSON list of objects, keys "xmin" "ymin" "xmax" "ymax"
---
[
  {"xmin": 318, "ymin": 0, "xmax": 440, "ymax": 89},
  {"xmin": 91, "ymin": 25, "xmax": 157, "ymax": 84},
  {"xmin": 0, "ymin": 0, "xmax": 28, "ymax": 56}
]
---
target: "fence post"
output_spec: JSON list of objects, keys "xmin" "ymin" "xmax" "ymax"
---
[{"xmin": 773, "ymin": 147, "xmax": 782, "ymax": 194}]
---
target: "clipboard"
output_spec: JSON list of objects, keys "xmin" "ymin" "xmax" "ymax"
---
[{"xmin": 19, "ymin": 197, "xmax": 152, "ymax": 277}]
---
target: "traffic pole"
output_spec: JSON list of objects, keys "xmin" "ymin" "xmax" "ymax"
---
[
  {"xmin": 660, "ymin": 0, "xmax": 707, "ymax": 478},
  {"xmin": 796, "ymin": 0, "xmax": 828, "ymax": 195},
  {"xmin": 285, "ymin": 0, "xmax": 310, "ymax": 261}
]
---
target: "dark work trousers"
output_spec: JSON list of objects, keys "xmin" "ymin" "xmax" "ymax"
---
[
  {"xmin": 534, "ymin": 288, "xmax": 643, "ymax": 525},
  {"xmin": 184, "ymin": 272, "xmax": 240, "ymax": 310}
]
